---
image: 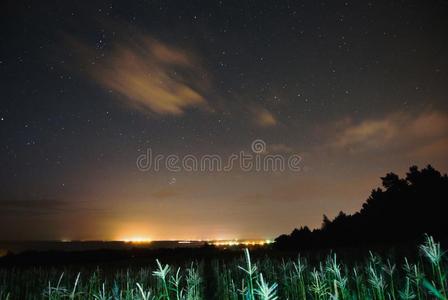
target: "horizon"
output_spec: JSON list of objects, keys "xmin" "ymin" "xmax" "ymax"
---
[{"xmin": 0, "ymin": 238, "xmax": 273, "ymax": 243}]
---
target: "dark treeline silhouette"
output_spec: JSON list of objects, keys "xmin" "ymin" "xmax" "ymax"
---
[{"xmin": 275, "ymin": 165, "xmax": 448, "ymax": 250}]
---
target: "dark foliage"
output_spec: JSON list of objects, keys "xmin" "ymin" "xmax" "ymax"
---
[{"xmin": 275, "ymin": 165, "xmax": 448, "ymax": 250}]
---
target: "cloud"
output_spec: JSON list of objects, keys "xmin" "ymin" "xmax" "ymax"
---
[
  {"xmin": 409, "ymin": 137, "xmax": 448, "ymax": 158},
  {"xmin": 251, "ymin": 107, "xmax": 277, "ymax": 127},
  {"xmin": 267, "ymin": 143, "xmax": 295, "ymax": 154},
  {"xmin": 0, "ymin": 198, "xmax": 69, "ymax": 216},
  {"xmin": 328, "ymin": 110, "xmax": 448, "ymax": 157},
  {"xmin": 151, "ymin": 187, "xmax": 180, "ymax": 200},
  {"xmin": 0, "ymin": 198, "xmax": 103, "ymax": 216},
  {"xmin": 331, "ymin": 117, "xmax": 398, "ymax": 149},
  {"xmin": 71, "ymin": 34, "xmax": 209, "ymax": 116}
]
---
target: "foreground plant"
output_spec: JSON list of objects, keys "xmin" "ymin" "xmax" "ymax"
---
[
  {"xmin": 238, "ymin": 248, "xmax": 257, "ymax": 300},
  {"xmin": 153, "ymin": 259, "xmax": 171, "ymax": 300},
  {"xmin": 136, "ymin": 282, "xmax": 154, "ymax": 300},
  {"xmin": 93, "ymin": 283, "xmax": 111, "ymax": 300},
  {"xmin": 309, "ymin": 266, "xmax": 329, "ymax": 300},
  {"xmin": 254, "ymin": 273, "xmax": 278, "ymax": 300},
  {"xmin": 420, "ymin": 234, "xmax": 446, "ymax": 298},
  {"xmin": 185, "ymin": 263, "xmax": 202, "ymax": 300}
]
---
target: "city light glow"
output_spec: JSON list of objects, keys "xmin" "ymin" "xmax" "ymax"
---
[
  {"xmin": 211, "ymin": 239, "xmax": 273, "ymax": 247},
  {"xmin": 121, "ymin": 236, "xmax": 152, "ymax": 243}
]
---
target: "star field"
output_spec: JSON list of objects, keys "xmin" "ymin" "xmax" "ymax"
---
[{"xmin": 0, "ymin": 0, "xmax": 447, "ymax": 240}]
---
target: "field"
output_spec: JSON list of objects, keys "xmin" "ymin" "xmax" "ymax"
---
[{"xmin": 0, "ymin": 235, "xmax": 447, "ymax": 300}]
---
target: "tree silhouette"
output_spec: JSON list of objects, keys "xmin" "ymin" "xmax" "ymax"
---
[{"xmin": 275, "ymin": 165, "xmax": 448, "ymax": 250}]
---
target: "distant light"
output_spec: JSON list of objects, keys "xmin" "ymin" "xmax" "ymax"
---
[
  {"xmin": 211, "ymin": 239, "xmax": 273, "ymax": 247},
  {"xmin": 122, "ymin": 236, "xmax": 152, "ymax": 243}
]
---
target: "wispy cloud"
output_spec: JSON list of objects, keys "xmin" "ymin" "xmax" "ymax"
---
[
  {"xmin": 327, "ymin": 110, "xmax": 448, "ymax": 158},
  {"xmin": 70, "ymin": 34, "xmax": 209, "ymax": 116},
  {"xmin": 331, "ymin": 117, "xmax": 398, "ymax": 149},
  {"xmin": 251, "ymin": 107, "xmax": 277, "ymax": 127}
]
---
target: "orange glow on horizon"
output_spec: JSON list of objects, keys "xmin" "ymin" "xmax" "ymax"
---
[
  {"xmin": 114, "ymin": 223, "xmax": 153, "ymax": 243},
  {"xmin": 111, "ymin": 222, "xmax": 274, "ymax": 243},
  {"xmin": 121, "ymin": 236, "xmax": 152, "ymax": 243},
  {"xmin": 211, "ymin": 239, "xmax": 273, "ymax": 247}
]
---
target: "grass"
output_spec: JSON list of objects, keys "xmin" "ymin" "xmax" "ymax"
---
[{"xmin": 0, "ymin": 235, "xmax": 447, "ymax": 299}]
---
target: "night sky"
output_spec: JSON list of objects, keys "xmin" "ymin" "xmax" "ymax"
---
[{"xmin": 1, "ymin": 0, "xmax": 447, "ymax": 241}]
